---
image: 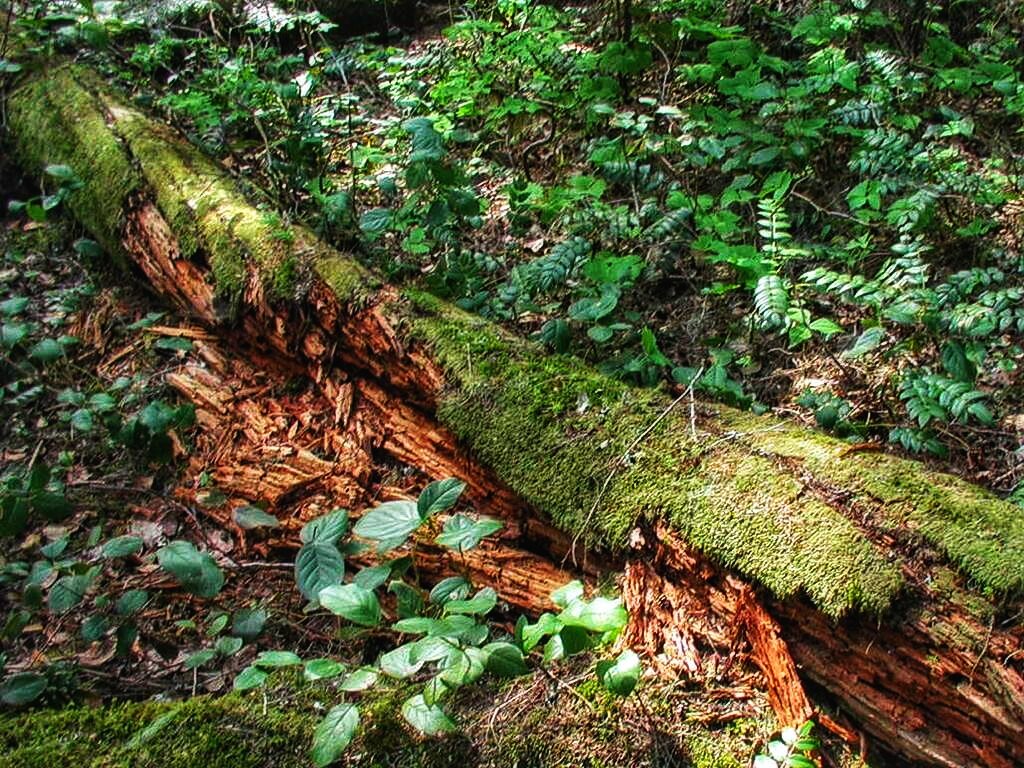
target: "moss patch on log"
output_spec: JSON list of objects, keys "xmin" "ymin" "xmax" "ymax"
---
[
  {"xmin": 7, "ymin": 66, "xmax": 139, "ymax": 263},
  {"xmin": 8, "ymin": 65, "xmax": 377, "ymax": 313},
  {"xmin": 406, "ymin": 295, "xmax": 902, "ymax": 617},
  {"xmin": 717, "ymin": 410, "xmax": 1024, "ymax": 597}
]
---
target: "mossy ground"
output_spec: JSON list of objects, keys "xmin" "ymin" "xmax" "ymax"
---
[{"xmin": 0, "ymin": 669, "xmax": 779, "ymax": 768}]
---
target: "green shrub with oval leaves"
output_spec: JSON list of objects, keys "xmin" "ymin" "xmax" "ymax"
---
[{"xmin": 229, "ymin": 477, "xmax": 640, "ymax": 766}]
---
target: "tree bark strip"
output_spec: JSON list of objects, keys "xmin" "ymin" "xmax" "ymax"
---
[{"xmin": 7, "ymin": 65, "xmax": 1024, "ymax": 767}]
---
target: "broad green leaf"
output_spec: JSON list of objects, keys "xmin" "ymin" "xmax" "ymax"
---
[
  {"xmin": 568, "ymin": 284, "xmax": 619, "ymax": 322},
  {"xmin": 48, "ymin": 573, "xmax": 94, "ymax": 614},
  {"xmin": 233, "ymin": 666, "xmax": 268, "ymax": 691},
  {"xmin": 443, "ymin": 587, "xmax": 497, "ymax": 617},
  {"xmin": 294, "ymin": 542, "xmax": 344, "ymax": 601},
  {"xmin": 254, "ymin": 650, "xmax": 302, "ymax": 668},
  {"xmin": 184, "ymin": 649, "xmax": 217, "ymax": 669},
  {"xmin": 73, "ymin": 238, "xmax": 103, "ymax": 258},
  {"xmin": 44, "ymin": 164, "xmax": 78, "ymax": 182},
  {"xmin": 749, "ymin": 146, "xmax": 781, "ymax": 166},
  {"xmin": 417, "ymin": 478, "xmax": 466, "ymax": 518},
  {"xmin": 0, "ymin": 673, "xmax": 47, "ymax": 706},
  {"xmin": 550, "ymin": 581, "xmax": 584, "ymax": 608},
  {"xmin": 556, "ymin": 625, "xmax": 591, "ymax": 657},
  {"xmin": 353, "ymin": 564, "xmax": 391, "ymax": 591},
  {"xmin": 436, "ymin": 514, "xmax": 503, "ymax": 551},
  {"xmin": 29, "ymin": 338, "xmax": 65, "ymax": 363},
  {"xmin": 411, "ymin": 635, "xmax": 460, "ymax": 665},
  {"xmin": 389, "ymin": 579, "xmax": 425, "ymax": 618},
  {"xmin": 522, "ymin": 613, "xmax": 561, "ymax": 652},
  {"xmin": 0, "ymin": 297, "xmax": 29, "ymax": 317},
  {"xmin": 394, "ymin": 615, "xmax": 474, "ymax": 638},
  {"xmin": 232, "ymin": 505, "xmax": 280, "ymax": 530},
  {"xmin": 312, "ymin": 703, "xmax": 360, "ymax": 767},
  {"xmin": 787, "ymin": 756, "xmax": 816, "ymax": 768},
  {"xmin": 352, "ymin": 501, "xmax": 421, "ymax": 552},
  {"xmin": 338, "ymin": 667, "xmax": 379, "ymax": 691},
  {"xmin": 440, "ymin": 646, "xmax": 487, "ymax": 687},
  {"xmin": 401, "ymin": 694, "xmax": 455, "ymax": 735},
  {"xmin": 483, "ymin": 642, "xmax": 528, "ymax": 677},
  {"xmin": 843, "ymin": 326, "xmax": 885, "ymax": 359},
  {"xmin": 392, "ymin": 617, "xmax": 440, "ymax": 635},
  {"xmin": 156, "ymin": 541, "xmax": 224, "ymax": 598},
  {"xmin": 319, "ymin": 583, "xmax": 381, "ymax": 627},
  {"xmin": 1, "ymin": 322, "xmax": 30, "ymax": 348},
  {"xmin": 300, "ymin": 509, "xmax": 349, "ymax": 544},
  {"xmin": 808, "ymin": 317, "xmax": 843, "ymax": 338},
  {"xmin": 215, "ymin": 636, "xmax": 243, "ymax": 656},
  {"xmin": 379, "ymin": 643, "xmax": 424, "ymax": 679},
  {"xmin": 81, "ymin": 614, "xmax": 109, "ymax": 642},
  {"xmin": 232, "ymin": 607, "xmax": 268, "ymax": 641},
  {"xmin": 154, "ymin": 337, "xmax": 193, "ymax": 352},
  {"xmin": 403, "ymin": 117, "xmax": 445, "ymax": 163},
  {"xmin": 423, "ymin": 675, "xmax": 451, "ymax": 706},
  {"xmin": 597, "ymin": 649, "xmax": 641, "ymax": 696},
  {"xmin": 116, "ymin": 589, "xmax": 149, "ymax": 616},
  {"xmin": 429, "ymin": 576, "xmax": 470, "ymax": 605},
  {"xmin": 102, "ymin": 535, "xmax": 143, "ymax": 558},
  {"xmin": 359, "ymin": 208, "xmax": 392, "ymax": 236},
  {"xmin": 206, "ymin": 613, "xmax": 229, "ymax": 636},
  {"xmin": 39, "ymin": 536, "xmax": 68, "ymax": 559},
  {"xmin": 542, "ymin": 633, "xmax": 565, "ymax": 664},
  {"xmin": 304, "ymin": 658, "xmax": 345, "ymax": 681},
  {"xmin": 558, "ymin": 597, "xmax": 627, "ymax": 633}
]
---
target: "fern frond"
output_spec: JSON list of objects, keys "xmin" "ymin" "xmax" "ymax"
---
[{"xmin": 753, "ymin": 274, "xmax": 790, "ymax": 329}]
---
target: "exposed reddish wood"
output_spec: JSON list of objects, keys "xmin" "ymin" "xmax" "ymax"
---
[
  {"xmin": 161, "ymin": 332, "xmax": 568, "ymax": 614},
  {"xmin": 621, "ymin": 525, "xmax": 744, "ymax": 680},
  {"xmin": 737, "ymin": 586, "xmax": 814, "ymax": 728},
  {"xmin": 773, "ymin": 597, "xmax": 1024, "ymax": 768}
]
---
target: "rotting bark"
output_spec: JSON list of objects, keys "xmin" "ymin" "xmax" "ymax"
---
[
  {"xmin": 7, "ymin": 64, "xmax": 1024, "ymax": 767},
  {"xmin": 161, "ymin": 333, "xmax": 577, "ymax": 610}
]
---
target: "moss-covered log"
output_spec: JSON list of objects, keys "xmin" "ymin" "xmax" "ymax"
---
[{"xmin": 7, "ymin": 64, "xmax": 1024, "ymax": 767}]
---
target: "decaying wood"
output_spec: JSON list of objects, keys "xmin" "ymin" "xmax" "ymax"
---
[
  {"xmin": 163, "ymin": 334, "xmax": 573, "ymax": 612},
  {"xmin": 9, "ymin": 67, "xmax": 1024, "ymax": 767},
  {"xmin": 737, "ymin": 588, "xmax": 814, "ymax": 730}
]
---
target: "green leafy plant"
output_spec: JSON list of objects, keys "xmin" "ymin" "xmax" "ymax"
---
[
  {"xmin": 753, "ymin": 721, "xmax": 819, "ymax": 768},
  {"xmin": 230, "ymin": 477, "xmax": 638, "ymax": 765},
  {"xmin": 7, "ymin": 165, "xmax": 83, "ymax": 223}
]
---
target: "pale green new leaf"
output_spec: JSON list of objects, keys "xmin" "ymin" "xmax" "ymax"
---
[{"xmin": 311, "ymin": 703, "xmax": 359, "ymax": 767}]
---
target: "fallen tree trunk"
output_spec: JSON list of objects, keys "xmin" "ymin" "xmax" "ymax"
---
[{"xmin": 7, "ymin": 64, "xmax": 1024, "ymax": 767}]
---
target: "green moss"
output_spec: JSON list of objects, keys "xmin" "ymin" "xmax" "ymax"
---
[
  {"xmin": 0, "ymin": 693, "xmax": 315, "ymax": 768},
  {"xmin": 316, "ymin": 254, "xmax": 379, "ymax": 308},
  {"xmin": 410, "ymin": 300, "xmax": 901, "ymax": 617},
  {"xmin": 716, "ymin": 410, "xmax": 1024, "ymax": 597},
  {"xmin": 7, "ymin": 66, "xmax": 139, "ymax": 263}
]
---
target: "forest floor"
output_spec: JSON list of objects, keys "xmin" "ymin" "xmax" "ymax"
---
[
  {"xmin": 0, "ymin": 209, "xmax": 871, "ymax": 767},
  {"xmin": 3, "ymin": 0, "xmax": 1024, "ymax": 765}
]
